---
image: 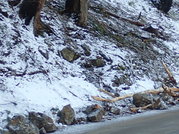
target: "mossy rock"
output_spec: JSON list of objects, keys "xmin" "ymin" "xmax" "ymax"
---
[
  {"xmin": 82, "ymin": 44, "xmax": 91, "ymax": 56},
  {"xmin": 84, "ymin": 57, "xmax": 106, "ymax": 68},
  {"xmin": 112, "ymin": 75, "xmax": 132, "ymax": 87},
  {"xmin": 60, "ymin": 47, "xmax": 80, "ymax": 62},
  {"xmin": 91, "ymin": 58, "xmax": 106, "ymax": 67}
]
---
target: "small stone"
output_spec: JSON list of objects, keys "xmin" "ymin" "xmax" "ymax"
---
[
  {"xmin": 82, "ymin": 44, "xmax": 91, "ymax": 56},
  {"xmin": 39, "ymin": 127, "xmax": 47, "ymax": 134},
  {"xmin": 38, "ymin": 47, "xmax": 49, "ymax": 60},
  {"xmin": 75, "ymin": 117, "xmax": 87, "ymax": 124},
  {"xmin": 58, "ymin": 104, "xmax": 75, "ymax": 125},
  {"xmin": 112, "ymin": 75, "xmax": 132, "ymax": 87},
  {"xmin": 90, "ymin": 57, "xmax": 106, "ymax": 67},
  {"xmin": 110, "ymin": 107, "xmax": 120, "ymax": 115},
  {"xmin": 84, "ymin": 57, "xmax": 106, "ymax": 68},
  {"xmin": 0, "ymin": 9, "xmax": 8, "ymax": 18}
]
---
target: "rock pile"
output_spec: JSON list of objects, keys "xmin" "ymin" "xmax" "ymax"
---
[{"xmin": 3, "ymin": 113, "xmax": 57, "ymax": 134}]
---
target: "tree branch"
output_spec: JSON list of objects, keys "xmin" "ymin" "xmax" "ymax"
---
[{"xmin": 92, "ymin": 87, "xmax": 179, "ymax": 103}]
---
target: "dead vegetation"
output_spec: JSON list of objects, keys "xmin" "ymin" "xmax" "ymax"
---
[
  {"xmin": 92, "ymin": 87, "xmax": 179, "ymax": 103},
  {"xmin": 92, "ymin": 62, "xmax": 178, "ymax": 112}
]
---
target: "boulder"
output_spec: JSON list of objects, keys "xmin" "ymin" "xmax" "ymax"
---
[
  {"xmin": 83, "ymin": 104, "xmax": 101, "ymax": 115},
  {"xmin": 57, "ymin": 104, "xmax": 75, "ymax": 125},
  {"xmin": 60, "ymin": 47, "xmax": 80, "ymax": 62},
  {"xmin": 6, "ymin": 115, "xmax": 39, "ymax": 134},
  {"xmin": 133, "ymin": 93, "xmax": 154, "ymax": 107},
  {"xmin": 83, "ymin": 104, "xmax": 105, "ymax": 122},
  {"xmin": 29, "ymin": 112, "xmax": 57, "ymax": 133},
  {"xmin": 133, "ymin": 93, "xmax": 168, "ymax": 110},
  {"xmin": 87, "ymin": 108, "xmax": 105, "ymax": 122}
]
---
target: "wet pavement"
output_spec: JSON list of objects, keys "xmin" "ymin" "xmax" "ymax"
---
[{"xmin": 84, "ymin": 108, "xmax": 179, "ymax": 134}]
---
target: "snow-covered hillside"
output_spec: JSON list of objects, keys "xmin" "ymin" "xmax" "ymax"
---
[{"xmin": 0, "ymin": 0, "xmax": 179, "ymax": 129}]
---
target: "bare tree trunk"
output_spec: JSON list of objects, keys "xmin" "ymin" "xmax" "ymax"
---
[
  {"xmin": 33, "ymin": 11, "xmax": 44, "ymax": 36},
  {"xmin": 19, "ymin": 0, "xmax": 51, "ymax": 36},
  {"xmin": 78, "ymin": 0, "xmax": 88, "ymax": 27},
  {"xmin": 64, "ymin": 0, "xmax": 80, "ymax": 14},
  {"xmin": 65, "ymin": 0, "xmax": 88, "ymax": 27},
  {"xmin": 33, "ymin": 0, "xmax": 45, "ymax": 36}
]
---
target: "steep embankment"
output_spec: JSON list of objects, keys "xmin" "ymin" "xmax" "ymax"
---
[{"xmin": 0, "ymin": 0, "xmax": 179, "ymax": 129}]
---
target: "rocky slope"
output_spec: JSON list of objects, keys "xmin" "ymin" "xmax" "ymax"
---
[{"xmin": 0, "ymin": 0, "xmax": 179, "ymax": 132}]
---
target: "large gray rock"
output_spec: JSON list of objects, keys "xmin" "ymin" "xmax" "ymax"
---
[
  {"xmin": 29, "ymin": 112, "xmax": 57, "ymax": 133},
  {"xmin": 6, "ymin": 115, "xmax": 39, "ymax": 134},
  {"xmin": 87, "ymin": 108, "xmax": 105, "ymax": 122},
  {"xmin": 133, "ymin": 93, "xmax": 154, "ymax": 107},
  {"xmin": 57, "ymin": 104, "xmax": 75, "ymax": 125},
  {"xmin": 83, "ymin": 104, "xmax": 100, "ymax": 115},
  {"xmin": 84, "ymin": 104, "xmax": 105, "ymax": 122}
]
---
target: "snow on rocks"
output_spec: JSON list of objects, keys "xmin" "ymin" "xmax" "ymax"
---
[{"xmin": 0, "ymin": 0, "xmax": 179, "ymax": 131}]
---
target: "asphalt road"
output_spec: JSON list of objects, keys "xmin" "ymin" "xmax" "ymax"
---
[{"xmin": 84, "ymin": 108, "xmax": 179, "ymax": 134}]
